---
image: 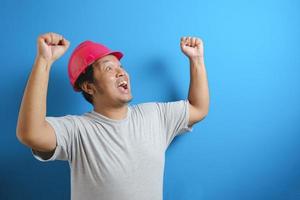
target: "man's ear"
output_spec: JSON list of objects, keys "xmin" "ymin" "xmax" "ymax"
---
[{"xmin": 80, "ymin": 82, "xmax": 95, "ymax": 95}]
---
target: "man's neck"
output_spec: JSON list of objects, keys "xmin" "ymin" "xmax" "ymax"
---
[{"xmin": 93, "ymin": 103, "xmax": 129, "ymax": 120}]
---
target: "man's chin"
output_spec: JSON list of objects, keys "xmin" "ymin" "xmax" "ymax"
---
[
  {"xmin": 123, "ymin": 96, "xmax": 133, "ymax": 104},
  {"xmin": 117, "ymin": 94, "xmax": 133, "ymax": 105}
]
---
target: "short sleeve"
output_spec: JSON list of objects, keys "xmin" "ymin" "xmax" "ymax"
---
[
  {"xmin": 31, "ymin": 115, "xmax": 77, "ymax": 162},
  {"xmin": 156, "ymin": 99, "xmax": 193, "ymax": 147}
]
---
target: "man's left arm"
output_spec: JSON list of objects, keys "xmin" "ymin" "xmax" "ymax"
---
[{"xmin": 180, "ymin": 36, "xmax": 210, "ymax": 127}]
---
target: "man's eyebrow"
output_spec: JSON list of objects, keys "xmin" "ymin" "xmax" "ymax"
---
[
  {"xmin": 93, "ymin": 60, "xmax": 121, "ymax": 70},
  {"xmin": 94, "ymin": 60, "xmax": 111, "ymax": 66}
]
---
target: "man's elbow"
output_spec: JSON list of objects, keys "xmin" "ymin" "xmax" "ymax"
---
[
  {"xmin": 16, "ymin": 126, "xmax": 37, "ymax": 147},
  {"xmin": 197, "ymin": 109, "xmax": 209, "ymax": 122},
  {"xmin": 190, "ymin": 109, "xmax": 209, "ymax": 126},
  {"xmin": 188, "ymin": 101, "xmax": 209, "ymax": 125},
  {"xmin": 16, "ymin": 128, "xmax": 31, "ymax": 147},
  {"xmin": 16, "ymin": 125, "xmax": 25, "ymax": 144}
]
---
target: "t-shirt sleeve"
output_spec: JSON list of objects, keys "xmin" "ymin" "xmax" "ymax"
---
[
  {"xmin": 156, "ymin": 99, "xmax": 193, "ymax": 147},
  {"xmin": 31, "ymin": 115, "xmax": 77, "ymax": 162}
]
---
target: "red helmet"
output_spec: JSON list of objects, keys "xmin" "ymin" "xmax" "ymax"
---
[{"xmin": 68, "ymin": 40, "xmax": 123, "ymax": 91}]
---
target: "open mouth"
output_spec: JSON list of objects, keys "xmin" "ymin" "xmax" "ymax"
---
[{"xmin": 117, "ymin": 80, "xmax": 129, "ymax": 93}]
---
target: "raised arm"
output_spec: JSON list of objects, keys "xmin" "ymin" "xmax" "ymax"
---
[
  {"xmin": 180, "ymin": 36, "xmax": 210, "ymax": 126},
  {"xmin": 16, "ymin": 32, "xmax": 70, "ymax": 152}
]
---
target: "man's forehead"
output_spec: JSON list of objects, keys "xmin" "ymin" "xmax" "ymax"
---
[{"xmin": 94, "ymin": 55, "xmax": 120, "ymax": 66}]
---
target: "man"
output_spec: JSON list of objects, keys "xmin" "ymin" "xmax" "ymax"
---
[{"xmin": 16, "ymin": 32, "xmax": 209, "ymax": 200}]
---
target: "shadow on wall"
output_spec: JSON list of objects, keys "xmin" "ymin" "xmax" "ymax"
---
[
  {"xmin": 12, "ymin": 63, "xmax": 80, "ymax": 117},
  {"xmin": 46, "ymin": 65, "xmax": 87, "ymax": 115},
  {"xmin": 131, "ymin": 55, "xmax": 183, "ymax": 103},
  {"xmin": 0, "ymin": 154, "xmax": 70, "ymax": 200}
]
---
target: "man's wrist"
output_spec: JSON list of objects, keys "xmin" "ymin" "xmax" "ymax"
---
[
  {"xmin": 34, "ymin": 56, "xmax": 53, "ymax": 71},
  {"xmin": 189, "ymin": 56, "xmax": 205, "ymax": 66}
]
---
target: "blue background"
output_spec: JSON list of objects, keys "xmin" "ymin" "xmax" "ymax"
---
[{"xmin": 1, "ymin": 0, "xmax": 300, "ymax": 199}]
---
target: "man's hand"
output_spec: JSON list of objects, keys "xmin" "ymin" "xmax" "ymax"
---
[
  {"xmin": 37, "ymin": 32, "xmax": 70, "ymax": 64},
  {"xmin": 180, "ymin": 36, "xmax": 204, "ymax": 60}
]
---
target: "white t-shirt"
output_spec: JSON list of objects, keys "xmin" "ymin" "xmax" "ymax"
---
[{"xmin": 32, "ymin": 100, "xmax": 193, "ymax": 200}]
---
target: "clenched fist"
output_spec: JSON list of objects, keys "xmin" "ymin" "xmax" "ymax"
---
[
  {"xmin": 180, "ymin": 36, "xmax": 204, "ymax": 59},
  {"xmin": 37, "ymin": 32, "xmax": 70, "ymax": 64}
]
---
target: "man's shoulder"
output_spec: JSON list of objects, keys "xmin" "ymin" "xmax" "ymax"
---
[
  {"xmin": 46, "ymin": 113, "xmax": 90, "ymax": 124},
  {"xmin": 130, "ymin": 101, "xmax": 160, "ymax": 110},
  {"xmin": 131, "ymin": 100, "xmax": 186, "ymax": 110}
]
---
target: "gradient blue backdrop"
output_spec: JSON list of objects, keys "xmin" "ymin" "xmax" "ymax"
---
[{"xmin": 1, "ymin": 0, "xmax": 300, "ymax": 199}]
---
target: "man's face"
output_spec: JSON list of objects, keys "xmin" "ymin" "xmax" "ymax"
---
[{"xmin": 91, "ymin": 55, "xmax": 133, "ymax": 106}]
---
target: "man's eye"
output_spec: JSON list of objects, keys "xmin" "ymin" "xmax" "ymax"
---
[{"xmin": 105, "ymin": 66, "xmax": 112, "ymax": 71}]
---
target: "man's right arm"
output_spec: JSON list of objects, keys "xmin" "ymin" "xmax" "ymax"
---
[{"xmin": 16, "ymin": 33, "xmax": 70, "ymax": 152}]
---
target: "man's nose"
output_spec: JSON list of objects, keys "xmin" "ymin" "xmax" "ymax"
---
[{"xmin": 116, "ymin": 67, "xmax": 125, "ymax": 77}]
